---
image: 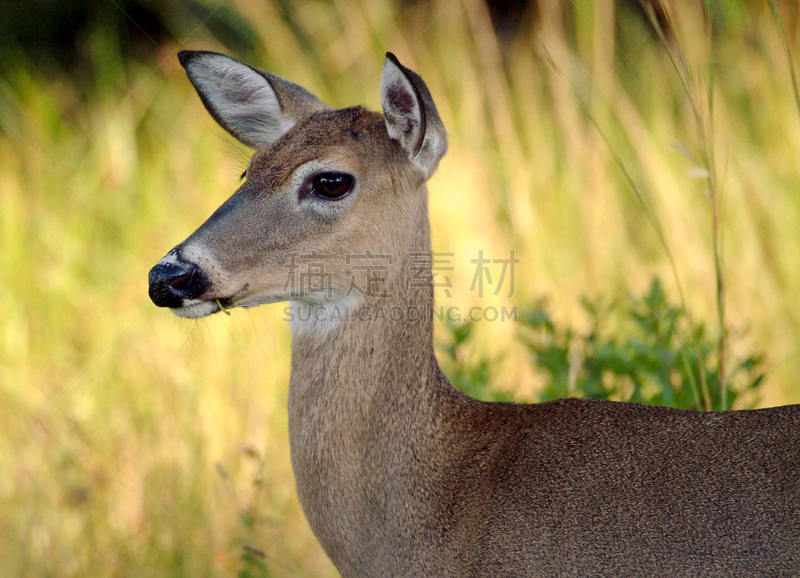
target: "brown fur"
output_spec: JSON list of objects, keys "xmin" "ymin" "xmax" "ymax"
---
[
  {"xmin": 157, "ymin": 52, "xmax": 800, "ymax": 577},
  {"xmin": 287, "ymin": 190, "xmax": 800, "ymax": 576}
]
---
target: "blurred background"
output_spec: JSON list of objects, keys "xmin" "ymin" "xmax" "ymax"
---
[{"xmin": 2, "ymin": 0, "xmax": 800, "ymax": 575}]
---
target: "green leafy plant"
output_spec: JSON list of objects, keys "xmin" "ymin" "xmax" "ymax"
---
[
  {"xmin": 439, "ymin": 320, "xmax": 514, "ymax": 403},
  {"xmin": 443, "ymin": 278, "xmax": 764, "ymax": 411}
]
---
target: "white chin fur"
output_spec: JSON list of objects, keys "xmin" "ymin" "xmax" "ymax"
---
[
  {"xmin": 171, "ymin": 301, "xmax": 221, "ymax": 319},
  {"xmin": 170, "ymin": 292, "xmax": 286, "ymax": 320},
  {"xmin": 290, "ymin": 294, "xmax": 362, "ymax": 338}
]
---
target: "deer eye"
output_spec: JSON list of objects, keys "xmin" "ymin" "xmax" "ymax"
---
[{"xmin": 310, "ymin": 172, "xmax": 354, "ymax": 200}]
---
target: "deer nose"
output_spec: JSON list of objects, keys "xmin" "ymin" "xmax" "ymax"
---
[{"xmin": 148, "ymin": 258, "xmax": 210, "ymax": 308}]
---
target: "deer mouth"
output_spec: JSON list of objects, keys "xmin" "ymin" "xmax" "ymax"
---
[
  {"xmin": 171, "ymin": 295, "xmax": 238, "ymax": 319},
  {"xmin": 167, "ymin": 283, "xmax": 289, "ymax": 319}
]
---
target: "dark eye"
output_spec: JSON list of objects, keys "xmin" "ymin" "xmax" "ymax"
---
[{"xmin": 310, "ymin": 172, "xmax": 354, "ymax": 200}]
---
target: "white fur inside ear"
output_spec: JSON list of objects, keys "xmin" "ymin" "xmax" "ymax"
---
[
  {"xmin": 188, "ymin": 55, "xmax": 295, "ymax": 148},
  {"xmin": 380, "ymin": 59, "xmax": 423, "ymax": 156}
]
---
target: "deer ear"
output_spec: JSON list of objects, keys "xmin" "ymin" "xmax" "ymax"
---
[
  {"xmin": 178, "ymin": 50, "xmax": 329, "ymax": 149},
  {"xmin": 381, "ymin": 53, "xmax": 448, "ymax": 179}
]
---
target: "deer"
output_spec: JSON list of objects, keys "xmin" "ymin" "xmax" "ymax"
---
[{"xmin": 148, "ymin": 50, "xmax": 800, "ymax": 577}]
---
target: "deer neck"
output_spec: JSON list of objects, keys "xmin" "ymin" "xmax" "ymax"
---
[{"xmin": 286, "ymin": 185, "xmax": 450, "ymax": 558}]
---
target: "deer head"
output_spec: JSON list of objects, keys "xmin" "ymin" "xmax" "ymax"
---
[{"xmin": 148, "ymin": 51, "xmax": 447, "ymax": 320}]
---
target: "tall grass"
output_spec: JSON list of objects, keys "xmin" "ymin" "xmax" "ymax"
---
[{"xmin": 2, "ymin": 0, "xmax": 800, "ymax": 575}]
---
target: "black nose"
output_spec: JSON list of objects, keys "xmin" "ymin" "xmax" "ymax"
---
[{"xmin": 148, "ymin": 257, "xmax": 210, "ymax": 308}]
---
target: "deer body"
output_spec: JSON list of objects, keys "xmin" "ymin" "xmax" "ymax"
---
[
  {"xmin": 288, "ymin": 277, "xmax": 800, "ymax": 576},
  {"xmin": 148, "ymin": 50, "xmax": 800, "ymax": 576}
]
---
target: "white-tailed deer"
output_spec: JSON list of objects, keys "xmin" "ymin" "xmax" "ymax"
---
[{"xmin": 149, "ymin": 50, "xmax": 800, "ymax": 576}]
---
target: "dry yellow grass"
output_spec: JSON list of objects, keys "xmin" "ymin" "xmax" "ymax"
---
[{"xmin": 2, "ymin": 0, "xmax": 800, "ymax": 575}]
